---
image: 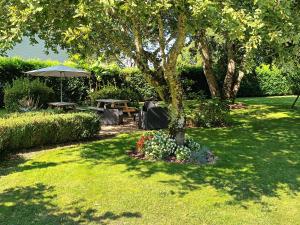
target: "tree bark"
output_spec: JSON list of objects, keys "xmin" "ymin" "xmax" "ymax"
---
[
  {"xmin": 164, "ymin": 13, "xmax": 186, "ymax": 146},
  {"xmin": 231, "ymin": 69, "xmax": 245, "ymax": 100},
  {"xmin": 166, "ymin": 68, "xmax": 185, "ymax": 146},
  {"xmin": 131, "ymin": 17, "xmax": 169, "ymax": 102},
  {"xmin": 132, "ymin": 12, "xmax": 187, "ymax": 145},
  {"xmin": 197, "ymin": 32, "xmax": 220, "ymax": 98},
  {"xmin": 223, "ymin": 42, "xmax": 236, "ymax": 99}
]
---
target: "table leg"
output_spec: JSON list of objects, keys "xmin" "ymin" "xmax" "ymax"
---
[{"xmin": 124, "ymin": 102, "xmax": 131, "ymax": 117}]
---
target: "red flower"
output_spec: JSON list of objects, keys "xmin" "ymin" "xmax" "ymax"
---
[{"xmin": 136, "ymin": 135, "xmax": 153, "ymax": 152}]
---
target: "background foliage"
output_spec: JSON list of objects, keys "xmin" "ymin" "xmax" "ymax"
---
[
  {"xmin": 0, "ymin": 57, "xmax": 296, "ymax": 109},
  {"xmin": 4, "ymin": 77, "xmax": 55, "ymax": 111}
]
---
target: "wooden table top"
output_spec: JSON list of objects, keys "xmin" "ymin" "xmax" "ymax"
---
[
  {"xmin": 48, "ymin": 102, "xmax": 77, "ymax": 107},
  {"xmin": 96, "ymin": 99, "xmax": 129, "ymax": 104}
]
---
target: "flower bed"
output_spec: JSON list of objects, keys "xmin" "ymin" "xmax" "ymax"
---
[{"xmin": 132, "ymin": 131, "xmax": 216, "ymax": 164}]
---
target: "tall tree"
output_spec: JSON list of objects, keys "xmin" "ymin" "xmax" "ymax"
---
[
  {"xmin": 1, "ymin": 0, "xmax": 190, "ymax": 144},
  {"xmin": 190, "ymin": 0, "xmax": 300, "ymax": 101}
]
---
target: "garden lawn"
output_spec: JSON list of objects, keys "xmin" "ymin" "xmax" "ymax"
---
[
  {"xmin": 1, "ymin": 96, "xmax": 300, "ymax": 225},
  {"xmin": 0, "ymin": 109, "xmax": 7, "ymax": 117}
]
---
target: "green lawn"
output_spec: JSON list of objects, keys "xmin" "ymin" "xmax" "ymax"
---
[
  {"xmin": 0, "ymin": 109, "xmax": 8, "ymax": 117},
  {"xmin": 0, "ymin": 96, "xmax": 300, "ymax": 225}
]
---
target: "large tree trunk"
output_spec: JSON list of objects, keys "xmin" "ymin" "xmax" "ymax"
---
[
  {"xmin": 133, "ymin": 12, "xmax": 187, "ymax": 145},
  {"xmin": 163, "ymin": 13, "xmax": 187, "ymax": 145},
  {"xmin": 223, "ymin": 42, "xmax": 236, "ymax": 100},
  {"xmin": 197, "ymin": 32, "xmax": 220, "ymax": 98},
  {"xmin": 165, "ymin": 68, "xmax": 185, "ymax": 146}
]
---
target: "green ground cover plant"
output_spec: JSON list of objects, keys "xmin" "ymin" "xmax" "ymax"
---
[{"xmin": 0, "ymin": 96, "xmax": 299, "ymax": 224}]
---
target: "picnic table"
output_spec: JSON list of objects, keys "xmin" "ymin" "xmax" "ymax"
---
[
  {"xmin": 91, "ymin": 99, "xmax": 137, "ymax": 117},
  {"xmin": 48, "ymin": 102, "xmax": 77, "ymax": 110}
]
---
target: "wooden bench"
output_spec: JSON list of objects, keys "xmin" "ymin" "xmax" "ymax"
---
[
  {"xmin": 123, "ymin": 107, "xmax": 138, "ymax": 117},
  {"xmin": 88, "ymin": 107, "xmax": 104, "ymax": 113}
]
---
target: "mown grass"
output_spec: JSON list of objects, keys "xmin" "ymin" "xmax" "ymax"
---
[
  {"xmin": 0, "ymin": 96, "xmax": 300, "ymax": 225},
  {"xmin": 0, "ymin": 109, "xmax": 8, "ymax": 117}
]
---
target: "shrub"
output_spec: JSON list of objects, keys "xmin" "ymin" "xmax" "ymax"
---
[
  {"xmin": 0, "ymin": 111, "xmax": 100, "ymax": 156},
  {"xmin": 255, "ymin": 64, "xmax": 291, "ymax": 96},
  {"xmin": 4, "ymin": 78, "xmax": 55, "ymax": 111},
  {"xmin": 178, "ymin": 65, "xmax": 211, "ymax": 99},
  {"xmin": 287, "ymin": 73, "xmax": 300, "ymax": 95},
  {"xmin": 121, "ymin": 67, "xmax": 158, "ymax": 100},
  {"xmin": 138, "ymin": 131, "xmax": 214, "ymax": 164},
  {"xmin": 89, "ymin": 85, "xmax": 140, "ymax": 107},
  {"xmin": 188, "ymin": 99, "xmax": 231, "ymax": 128},
  {"xmin": 0, "ymin": 57, "xmax": 89, "ymax": 107},
  {"xmin": 239, "ymin": 64, "xmax": 292, "ymax": 97}
]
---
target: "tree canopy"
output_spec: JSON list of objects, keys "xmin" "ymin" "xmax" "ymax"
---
[{"xmin": 1, "ymin": 0, "xmax": 300, "ymax": 142}]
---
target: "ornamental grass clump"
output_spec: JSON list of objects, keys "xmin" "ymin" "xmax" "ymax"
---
[{"xmin": 136, "ymin": 131, "xmax": 216, "ymax": 164}]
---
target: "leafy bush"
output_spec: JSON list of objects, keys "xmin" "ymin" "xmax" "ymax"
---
[
  {"xmin": 0, "ymin": 57, "xmax": 89, "ymax": 107},
  {"xmin": 89, "ymin": 85, "xmax": 140, "ymax": 107},
  {"xmin": 4, "ymin": 78, "xmax": 55, "ymax": 111},
  {"xmin": 178, "ymin": 65, "xmax": 211, "ymax": 99},
  {"xmin": 255, "ymin": 64, "xmax": 291, "ymax": 96},
  {"xmin": 122, "ymin": 67, "xmax": 158, "ymax": 100},
  {"xmin": 239, "ymin": 64, "xmax": 292, "ymax": 97},
  {"xmin": 188, "ymin": 99, "xmax": 231, "ymax": 128},
  {"xmin": 287, "ymin": 73, "xmax": 300, "ymax": 95},
  {"xmin": 0, "ymin": 111, "xmax": 100, "ymax": 156},
  {"xmin": 137, "ymin": 131, "xmax": 214, "ymax": 164}
]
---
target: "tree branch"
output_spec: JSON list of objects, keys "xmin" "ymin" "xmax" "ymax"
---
[{"xmin": 157, "ymin": 13, "xmax": 167, "ymax": 69}]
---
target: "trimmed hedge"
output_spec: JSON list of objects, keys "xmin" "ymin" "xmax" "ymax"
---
[
  {"xmin": 89, "ymin": 85, "xmax": 140, "ymax": 107},
  {"xmin": 238, "ymin": 64, "xmax": 292, "ymax": 97},
  {"xmin": 0, "ymin": 111, "xmax": 100, "ymax": 156},
  {"xmin": 0, "ymin": 58, "xmax": 211, "ymax": 107}
]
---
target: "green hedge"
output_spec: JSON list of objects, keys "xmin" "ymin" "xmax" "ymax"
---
[
  {"xmin": 89, "ymin": 85, "xmax": 140, "ymax": 107},
  {"xmin": 0, "ymin": 58, "xmax": 211, "ymax": 107},
  {"xmin": 287, "ymin": 73, "xmax": 300, "ymax": 95},
  {"xmin": 238, "ymin": 64, "xmax": 292, "ymax": 97},
  {"xmin": 0, "ymin": 111, "xmax": 100, "ymax": 156},
  {"xmin": 0, "ymin": 57, "xmax": 89, "ymax": 106},
  {"xmin": 1, "ymin": 57, "xmax": 294, "ymax": 104},
  {"xmin": 4, "ymin": 78, "xmax": 55, "ymax": 111}
]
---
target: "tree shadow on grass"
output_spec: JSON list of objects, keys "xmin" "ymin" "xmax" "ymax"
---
[
  {"xmin": 0, "ymin": 155, "xmax": 59, "ymax": 178},
  {"xmin": 79, "ymin": 115, "xmax": 300, "ymax": 205},
  {"xmin": 0, "ymin": 183, "xmax": 142, "ymax": 225},
  {"xmin": 0, "ymin": 155, "xmax": 81, "ymax": 178}
]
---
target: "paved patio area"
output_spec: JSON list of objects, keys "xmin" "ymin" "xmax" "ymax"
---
[{"xmin": 100, "ymin": 118, "xmax": 139, "ymax": 137}]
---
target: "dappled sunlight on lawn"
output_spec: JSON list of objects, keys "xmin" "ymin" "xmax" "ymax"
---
[{"xmin": 0, "ymin": 96, "xmax": 300, "ymax": 224}]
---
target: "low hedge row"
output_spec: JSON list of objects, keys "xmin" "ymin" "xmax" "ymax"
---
[{"xmin": 0, "ymin": 111, "xmax": 100, "ymax": 156}]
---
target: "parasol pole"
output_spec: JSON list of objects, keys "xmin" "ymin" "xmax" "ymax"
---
[{"xmin": 60, "ymin": 72, "xmax": 63, "ymax": 102}]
